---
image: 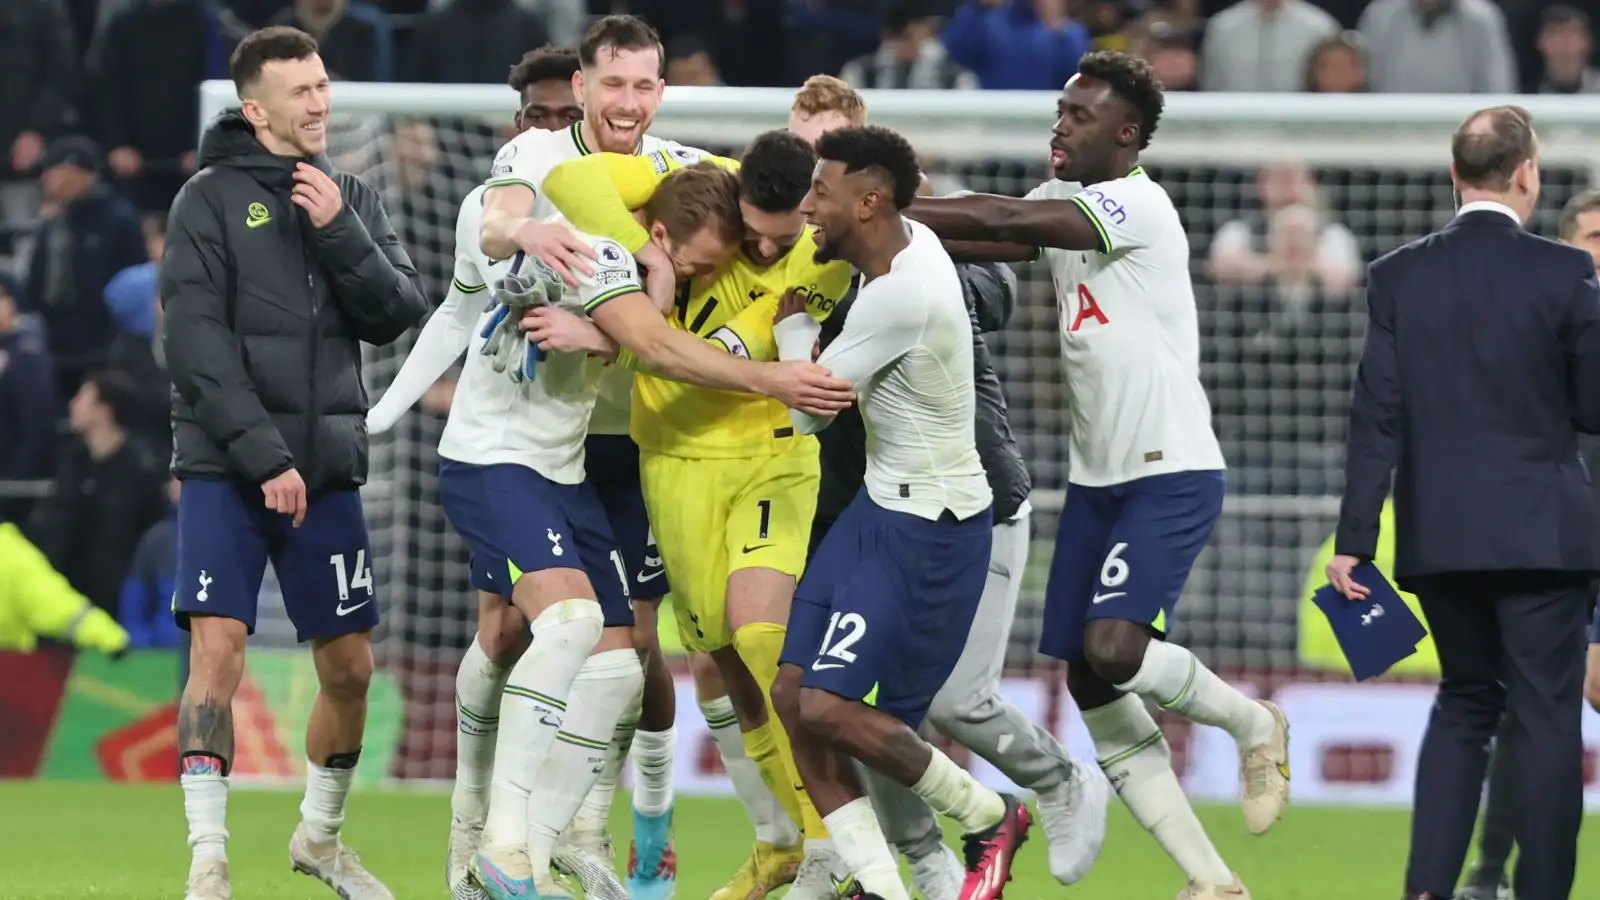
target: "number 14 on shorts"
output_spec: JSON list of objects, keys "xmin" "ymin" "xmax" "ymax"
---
[{"xmin": 330, "ymin": 550, "xmax": 374, "ymax": 615}]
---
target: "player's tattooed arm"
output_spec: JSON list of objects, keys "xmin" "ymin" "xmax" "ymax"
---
[{"xmin": 908, "ymin": 193, "xmax": 1102, "ymax": 252}]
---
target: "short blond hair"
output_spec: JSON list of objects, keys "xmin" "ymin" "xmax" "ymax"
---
[{"xmin": 791, "ymin": 75, "xmax": 867, "ymax": 125}]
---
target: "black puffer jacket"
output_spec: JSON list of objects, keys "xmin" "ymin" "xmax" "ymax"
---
[{"xmin": 161, "ymin": 110, "xmax": 428, "ymax": 494}]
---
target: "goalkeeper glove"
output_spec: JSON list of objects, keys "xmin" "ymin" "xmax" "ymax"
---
[{"xmin": 479, "ymin": 252, "xmax": 565, "ymax": 385}]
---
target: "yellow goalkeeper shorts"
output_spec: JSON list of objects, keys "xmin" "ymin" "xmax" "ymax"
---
[{"xmin": 640, "ymin": 441, "xmax": 819, "ymax": 653}]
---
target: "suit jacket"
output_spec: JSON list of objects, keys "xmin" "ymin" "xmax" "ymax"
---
[{"xmin": 1335, "ymin": 207, "xmax": 1600, "ymax": 587}]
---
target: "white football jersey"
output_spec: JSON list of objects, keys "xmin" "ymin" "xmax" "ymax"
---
[
  {"xmin": 484, "ymin": 123, "xmax": 695, "ymax": 438},
  {"xmin": 485, "ymin": 121, "xmax": 691, "ymax": 221},
  {"xmin": 437, "ymin": 197, "xmax": 644, "ymax": 484},
  {"xmin": 1026, "ymin": 168, "xmax": 1225, "ymax": 487},
  {"xmin": 775, "ymin": 220, "xmax": 991, "ymax": 521}
]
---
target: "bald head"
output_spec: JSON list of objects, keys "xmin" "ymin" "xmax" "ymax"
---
[{"xmin": 1451, "ymin": 106, "xmax": 1537, "ymax": 193}]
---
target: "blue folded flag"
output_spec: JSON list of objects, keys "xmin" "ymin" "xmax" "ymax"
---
[{"xmin": 1310, "ymin": 563, "xmax": 1429, "ymax": 681}]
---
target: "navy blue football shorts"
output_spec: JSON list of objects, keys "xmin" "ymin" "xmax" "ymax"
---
[
  {"xmin": 781, "ymin": 490, "xmax": 992, "ymax": 729},
  {"xmin": 172, "ymin": 478, "xmax": 378, "ymax": 642},
  {"xmin": 585, "ymin": 434, "xmax": 668, "ymax": 601},
  {"xmin": 1039, "ymin": 470, "xmax": 1224, "ymax": 663},
  {"xmin": 438, "ymin": 460, "xmax": 632, "ymax": 628}
]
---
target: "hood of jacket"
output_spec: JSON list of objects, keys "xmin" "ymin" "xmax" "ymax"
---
[{"xmin": 198, "ymin": 108, "xmax": 335, "ymax": 191}]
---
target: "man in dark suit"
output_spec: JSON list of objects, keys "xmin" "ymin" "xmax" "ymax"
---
[{"xmin": 1327, "ymin": 105, "xmax": 1600, "ymax": 900}]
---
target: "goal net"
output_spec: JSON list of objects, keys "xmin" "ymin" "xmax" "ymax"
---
[{"xmin": 198, "ymin": 82, "xmax": 1600, "ymax": 803}]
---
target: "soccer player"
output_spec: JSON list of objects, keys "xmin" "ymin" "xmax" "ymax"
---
[
  {"xmin": 907, "ymin": 52, "xmax": 1290, "ymax": 900},
  {"xmin": 163, "ymin": 27, "xmax": 428, "ymax": 900},
  {"xmin": 537, "ymin": 131, "xmax": 857, "ymax": 899},
  {"xmin": 782, "ymin": 73, "xmax": 1110, "ymax": 895},
  {"xmin": 763, "ymin": 125, "xmax": 1030, "ymax": 900},
  {"xmin": 365, "ymin": 45, "xmax": 641, "ymax": 900}
]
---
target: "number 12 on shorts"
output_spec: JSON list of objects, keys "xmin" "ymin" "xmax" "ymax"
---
[
  {"xmin": 330, "ymin": 550, "xmax": 374, "ymax": 602},
  {"xmin": 814, "ymin": 611, "xmax": 866, "ymax": 670}
]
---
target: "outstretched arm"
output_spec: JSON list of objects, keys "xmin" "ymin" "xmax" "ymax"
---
[{"xmin": 909, "ymin": 193, "xmax": 1102, "ymax": 252}]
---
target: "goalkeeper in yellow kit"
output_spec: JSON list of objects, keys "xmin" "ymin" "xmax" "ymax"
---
[{"xmin": 529, "ymin": 130, "xmax": 852, "ymax": 900}]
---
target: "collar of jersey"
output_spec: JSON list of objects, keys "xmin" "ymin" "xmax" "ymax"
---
[
  {"xmin": 568, "ymin": 122, "xmax": 645, "ymax": 157},
  {"xmin": 1126, "ymin": 165, "xmax": 1148, "ymax": 179}
]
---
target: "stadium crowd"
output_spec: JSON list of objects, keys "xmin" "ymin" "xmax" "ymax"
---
[{"xmin": 0, "ymin": 0, "xmax": 1597, "ymax": 737}]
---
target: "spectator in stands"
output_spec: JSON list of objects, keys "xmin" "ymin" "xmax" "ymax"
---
[
  {"xmin": 96, "ymin": 0, "xmax": 233, "ymax": 212},
  {"xmin": 104, "ymin": 213, "xmax": 164, "ymax": 342},
  {"xmin": 784, "ymin": 0, "xmax": 887, "ymax": 85},
  {"xmin": 0, "ymin": 271, "xmax": 57, "ymax": 523},
  {"xmin": 426, "ymin": 0, "xmax": 584, "ymax": 44},
  {"xmin": 0, "ymin": 1, "xmax": 76, "ymax": 264},
  {"xmin": 665, "ymin": 35, "xmax": 724, "ymax": 87},
  {"xmin": 403, "ymin": 0, "xmax": 550, "ymax": 83},
  {"xmin": 1358, "ymin": 0, "xmax": 1515, "ymax": 93},
  {"xmin": 1208, "ymin": 160, "xmax": 1361, "ymax": 296},
  {"xmin": 270, "ymin": 0, "xmax": 395, "ymax": 82},
  {"xmin": 1203, "ymin": 203, "xmax": 1365, "ymax": 494},
  {"xmin": 1081, "ymin": 0, "xmax": 1136, "ymax": 52},
  {"xmin": 24, "ymin": 369, "xmax": 169, "ymax": 619},
  {"xmin": 1200, "ymin": 0, "xmax": 1338, "ymax": 92},
  {"xmin": 841, "ymin": 2, "xmax": 978, "ymax": 90},
  {"xmin": 1534, "ymin": 6, "xmax": 1600, "ymax": 94},
  {"xmin": 103, "ymin": 217, "xmax": 171, "ymax": 457},
  {"xmin": 1303, "ymin": 32, "xmax": 1367, "ymax": 92},
  {"xmin": 21, "ymin": 136, "xmax": 147, "ymax": 405},
  {"xmin": 942, "ymin": 0, "xmax": 1092, "ymax": 90},
  {"xmin": 118, "ymin": 477, "xmax": 182, "ymax": 649},
  {"xmin": 1143, "ymin": 22, "xmax": 1198, "ymax": 91}
]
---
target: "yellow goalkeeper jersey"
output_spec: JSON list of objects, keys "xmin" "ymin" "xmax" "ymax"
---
[{"xmin": 544, "ymin": 151, "xmax": 853, "ymax": 459}]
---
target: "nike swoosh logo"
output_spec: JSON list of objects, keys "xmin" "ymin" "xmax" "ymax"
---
[
  {"xmin": 1091, "ymin": 591, "xmax": 1125, "ymax": 604},
  {"xmin": 742, "ymin": 543, "xmax": 772, "ymax": 554},
  {"xmin": 811, "ymin": 660, "xmax": 844, "ymax": 671},
  {"xmin": 539, "ymin": 713, "xmax": 562, "ymax": 727},
  {"xmin": 637, "ymin": 568, "xmax": 664, "ymax": 582},
  {"xmin": 246, "ymin": 218, "xmax": 269, "ymax": 229},
  {"xmin": 336, "ymin": 599, "xmax": 371, "ymax": 616}
]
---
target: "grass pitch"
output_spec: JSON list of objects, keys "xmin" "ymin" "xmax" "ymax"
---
[{"xmin": 2, "ymin": 781, "xmax": 1597, "ymax": 898}]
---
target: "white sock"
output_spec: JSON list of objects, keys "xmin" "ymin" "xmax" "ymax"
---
[
  {"xmin": 481, "ymin": 598, "xmax": 604, "ymax": 849},
  {"xmin": 453, "ymin": 638, "xmax": 512, "ymax": 826},
  {"xmin": 299, "ymin": 758, "xmax": 357, "ymax": 842},
  {"xmin": 701, "ymin": 697, "xmax": 798, "ymax": 847},
  {"xmin": 910, "ymin": 745, "xmax": 1006, "ymax": 834},
  {"xmin": 527, "ymin": 649, "xmax": 644, "ymax": 875},
  {"xmin": 1084, "ymin": 694, "xmax": 1232, "ymax": 885},
  {"xmin": 1116, "ymin": 640, "xmax": 1275, "ymax": 747},
  {"xmin": 181, "ymin": 754, "xmax": 229, "ymax": 861},
  {"xmin": 822, "ymin": 797, "xmax": 910, "ymax": 900},
  {"xmin": 631, "ymin": 727, "xmax": 676, "ymax": 816},
  {"xmin": 571, "ymin": 680, "xmax": 641, "ymax": 839}
]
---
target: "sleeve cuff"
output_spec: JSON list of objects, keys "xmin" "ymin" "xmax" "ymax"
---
[
  {"xmin": 774, "ymin": 315, "xmax": 822, "ymax": 362},
  {"xmin": 584, "ymin": 283, "xmax": 642, "ymax": 313},
  {"xmin": 1069, "ymin": 196, "xmax": 1112, "ymax": 254}
]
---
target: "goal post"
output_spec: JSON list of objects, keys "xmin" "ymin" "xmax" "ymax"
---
[{"xmin": 197, "ymin": 81, "xmax": 1600, "ymax": 803}]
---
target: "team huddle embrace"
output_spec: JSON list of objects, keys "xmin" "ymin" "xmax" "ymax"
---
[{"xmin": 165, "ymin": 15, "xmax": 1291, "ymax": 900}]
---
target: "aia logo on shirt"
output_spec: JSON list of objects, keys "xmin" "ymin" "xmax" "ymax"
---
[{"xmin": 1061, "ymin": 284, "xmax": 1110, "ymax": 332}]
